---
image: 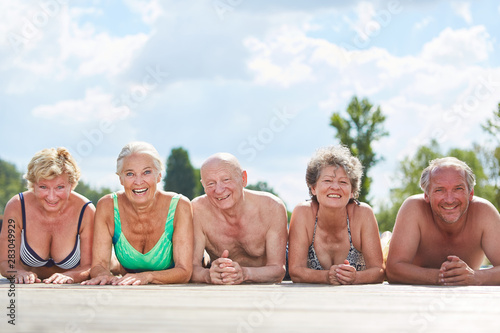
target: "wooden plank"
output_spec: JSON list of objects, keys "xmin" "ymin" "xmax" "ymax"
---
[{"xmin": 1, "ymin": 278, "xmax": 500, "ymax": 333}]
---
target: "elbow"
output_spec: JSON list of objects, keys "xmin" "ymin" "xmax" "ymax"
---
[
  {"xmin": 275, "ymin": 265, "xmax": 286, "ymax": 283},
  {"xmin": 288, "ymin": 266, "xmax": 304, "ymax": 283},
  {"xmin": 178, "ymin": 266, "xmax": 193, "ymax": 284},
  {"xmin": 384, "ymin": 263, "xmax": 401, "ymax": 284}
]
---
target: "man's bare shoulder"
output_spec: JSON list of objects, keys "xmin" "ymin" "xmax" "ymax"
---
[
  {"xmin": 470, "ymin": 196, "xmax": 500, "ymax": 221},
  {"xmin": 399, "ymin": 194, "xmax": 428, "ymax": 211},
  {"xmin": 192, "ymin": 194, "xmax": 210, "ymax": 210},
  {"xmin": 245, "ymin": 189, "xmax": 286, "ymax": 211}
]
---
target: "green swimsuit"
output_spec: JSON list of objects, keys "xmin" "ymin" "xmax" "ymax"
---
[{"xmin": 111, "ymin": 192, "xmax": 180, "ymax": 272}]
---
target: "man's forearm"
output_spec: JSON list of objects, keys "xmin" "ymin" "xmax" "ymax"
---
[
  {"xmin": 190, "ymin": 266, "xmax": 211, "ymax": 284},
  {"xmin": 387, "ymin": 262, "xmax": 440, "ymax": 285},
  {"xmin": 242, "ymin": 265, "xmax": 285, "ymax": 283}
]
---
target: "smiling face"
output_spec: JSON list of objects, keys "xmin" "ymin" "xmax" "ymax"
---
[
  {"xmin": 200, "ymin": 157, "xmax": 247, "ymax": 211},
  {"xmin": 119, "ymin": 153, "xmax": 161, "ymax": 203},
  {"xmin": 424, "ymin": 165, "xmax": 474, "ymax": 225},
  {"xmin": 311, "ymin": 165, "xmax": 353, "ymax": 208},
  {"xmin": 33, "ymin": 174, "xmax": 72, "ymax": 212}
]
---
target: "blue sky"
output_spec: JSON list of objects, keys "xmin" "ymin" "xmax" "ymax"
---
[{"xmin": 1, "ymin": 0, "xmax": 500, "ymax": 212}]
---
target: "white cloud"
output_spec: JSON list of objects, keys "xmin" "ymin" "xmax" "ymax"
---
[
  {"xmin": 31, "ymin": 88, "xmax": 131, "ymax": 123},
  {"xmin": 452, "ymin": 2, "xmax": 473, "ymax": 24},
  {"xmin": 413, "ymin": 16, "xmax": 433, "ymax": 31},
  {"xmin": 61, "ymin": 8, "xmax": 150, "ymax": 78},
  {"xmin": 420, "ymin": 26, "xmax": 493, "ymax": 66},
  {"xmin": 244, "ymin": 26, "xmax": 314, "ymax": 87},
  {"xmin": 124, "ymin": 0, "xmax": 163, "ymax": 25},
  {"xmin": 351, "ymin": 1, "xmax": 377, "ymax": 41}
]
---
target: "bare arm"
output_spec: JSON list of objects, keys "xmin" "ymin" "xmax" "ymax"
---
[
  {"xmin": 0, "ymin": 195, "xmax": 41, "ymax": 283},
  {"xmin": 288, "ymin": 203, "xmax": 329, "ymax": 284},
  {"xmin": 190, "ymin": 198, "xmax": 211, "ymax": 283},
  {"xmin": 239, "ymin": 199, "xmax": 287, "ymax": 283},
  {"xmin": 440, "ymin": 199, "xmax": 500, "ymax": 286},
  {"xmin": 348, "ymin": 204, "xmax": 384, "ymax": 284},
  {"xmin": 82, "ymin": 196, "xmax": 115, "ymax": 285},
  {"xmin": 386, "ymin": 196, "xmax": 440, "ymax": 285}
]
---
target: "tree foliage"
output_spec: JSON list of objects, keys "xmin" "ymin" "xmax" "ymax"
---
[
  {"xmin": 330, "ymin": 96, "xmax": 388, "ymax": 204},
  {"xmin": 376, "ymin": 140, "xmax": 497, "ymax": 232},
  {"xmin": 163, "ymin": 147, "xmax": 197, "ymax": 199},
  {"xmin": 246, "ymin": 181, "xmax": 279, "ymax": 196},
  {"xmin": 480, "ymin": 103, "xmax": 500, "ymax": 208},
  {"xmin": 74, "ymin": 182, "xmax": 113, "ymax": 206},
  {"xmin": 0, "ymin": 159, "xmax": 26, "ymax": 214}
]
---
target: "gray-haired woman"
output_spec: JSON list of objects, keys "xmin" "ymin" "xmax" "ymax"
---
[{"xmin": 288, "ymin": 145, "xmax": 384, "ymax": 284}]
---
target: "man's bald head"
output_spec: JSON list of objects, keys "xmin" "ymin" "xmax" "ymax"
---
[{"xmin": 200, "ymin": 153, "xmax": 243, "ymax": 180}]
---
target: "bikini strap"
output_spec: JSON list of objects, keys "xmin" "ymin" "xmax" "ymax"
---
[
  {"xmin": 77, "ymin": 201, "xmax": 92, "ymax": 235},
  {"xmin": 19, "ymin": 193, "xmax": 27, "ymax": 230},
  {"xmin": 311, "ymin": 214, "xmax": 319, "ymax": 246},
  {"xmin": 111, "ymin": 193, "xmax": 121, "ymax": 244},
  {"xmin": 346, "ymin": 213, "xmax": 354, "ymax": 248},
  {"xmin": 165, "ymin": 194, "xmax": 181, "ymax": 233}
]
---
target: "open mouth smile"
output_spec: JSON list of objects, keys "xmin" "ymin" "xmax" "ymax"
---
[
  {"xmin": 217, "ymin": 194, "xmax": 230, "ymax": 201},
  {"xmin": 132, "ymin": 188, "xmax": 148, "ymax": 194}
]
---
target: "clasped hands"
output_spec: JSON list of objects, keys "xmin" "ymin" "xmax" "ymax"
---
[
  {"xmin": 439, "ymin": 255, "xmax": 476, "ymax": 286},
  {"xmin": 209, "ymin": 250, "xmax": 244, "ymax": 285},
  {"xmin": 327, "ymin": 260, "xmax": 356, "ymax": 285}
]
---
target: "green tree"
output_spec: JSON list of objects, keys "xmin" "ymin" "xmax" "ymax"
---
[
  {"xmin": 376, "ymin": 140, "xmax": 496, "ymax": 232},
  {"xmin": 330, "ymin": 96, "xmax": 388, "ymax": 204},
  {"xmin": 163, "ymin": 147, "xmax": 197, "ymax": 199},
  {"xmin": 0, "ymin": 159, "xmax": 25, "ymax": 214},
  {"xmin": 246, "ymin": 181, "xmax": 279, "ymax": 196},
  {"xmin": 481, "ymin": 103, "xmax": 500, "ymax": 208},
  {"xmin": 74, "ymin": 181, "xmax": 113, "ymax": 206}
]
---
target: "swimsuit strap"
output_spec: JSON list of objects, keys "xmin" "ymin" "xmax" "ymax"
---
[
  {"xmin": 311, "ymin": 214, "xmax": 319, "ymax": 246},
  {"xmin": 77, "ymin": 201, "xmax": 91, "ymax": 234},
  {"xmin": 19, "ymin": 193, "xmax": 27, "ymax": 230},
  {"xmin": 346, "ymin": 213, "xmax": 354, "ymax": 248},
  {"xmin": 111, "ymin": 192, "xmax": 121, "ymax": 244},
  {"xmin": 165, "ymin": 194, "xmax": 180, "ymax": 233}
]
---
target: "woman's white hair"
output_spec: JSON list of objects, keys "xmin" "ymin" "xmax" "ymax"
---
[{"xmin": 116, "ymin": 141, "xmax": 164, "ymax": 175}]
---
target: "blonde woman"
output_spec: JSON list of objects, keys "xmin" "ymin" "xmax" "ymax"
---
[{"xmin": 0, "ymin": 148, "xmax": 95, "ymax": 284}]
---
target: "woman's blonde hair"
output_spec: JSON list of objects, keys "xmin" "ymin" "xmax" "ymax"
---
[{"xmin": 24, "ymin": 147, "xmax": 81, "ymax": 190}]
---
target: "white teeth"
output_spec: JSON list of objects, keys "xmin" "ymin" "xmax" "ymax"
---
[{"xmin": 133, "ymin": 188, "xmax": 147, "ymax": 194}]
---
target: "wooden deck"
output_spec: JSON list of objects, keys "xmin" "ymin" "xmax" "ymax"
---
[{"xmin": 1, "ymin": 278, "xmax": 500, "ymax": 333}]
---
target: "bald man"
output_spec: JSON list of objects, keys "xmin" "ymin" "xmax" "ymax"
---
[
  {"xmin": 190, "ymin": 153, "xmax": 288, "ymax": 284},
  {"xmin": 386, "ymin": 157, "xmax": 500, "ymax": 285}
]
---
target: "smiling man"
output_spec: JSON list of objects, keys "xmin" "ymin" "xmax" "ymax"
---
[
  {"xmin": 190, "ymin": 153, "xmax": 288, "ymax": 284},
  {"xmin": 386, "ymin": 157, "xmax": 500, "ymax": 285}
]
